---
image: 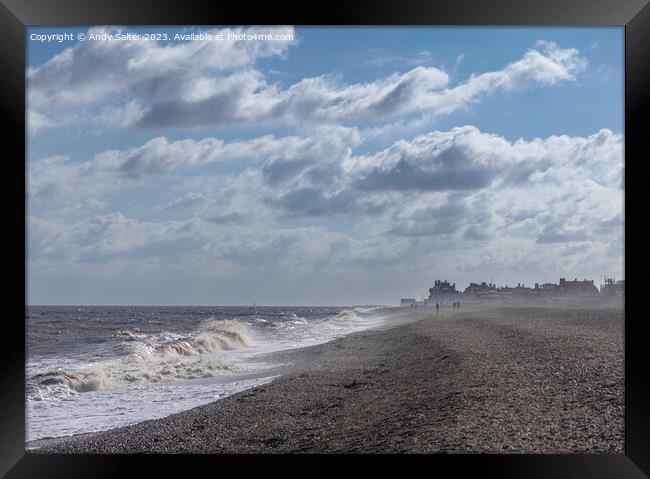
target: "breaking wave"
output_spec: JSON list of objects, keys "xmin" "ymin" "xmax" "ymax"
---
[
  {"xmin": 328, "ymin": 309, "xmax": 362, "ymax": 322},
  {"xmin": 121, "ymin": 319, "xmax": 252, "ymax": 359},
  {"xmin": 194, "ymin": 320, "xmax": 252, "ymax": 353},
  {"xmin": 353, "ymin": 306, "xmax": 385, "ymax": 314},
  {"xmin": 313, "ymin": 309, "xmax": 363, "ymax": 333},
  {"xmin": 116, "ymin": 330, "xmax": 147, "ymax": 341},
  {"xmin": 31, "ymin": 319, "xmax": 252, "ymax": 395},
  {"xmin": 121, "ymin": 357, "xmax": 237, "ymax": 384},
  {"xmin": 32, "ymin": 369, "xmax": 112, "ymax": 393}
]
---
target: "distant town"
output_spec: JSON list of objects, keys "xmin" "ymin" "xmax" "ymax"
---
[{"xmin": 401, "ymin": 277, "xmax": 625, "ymax": 306}]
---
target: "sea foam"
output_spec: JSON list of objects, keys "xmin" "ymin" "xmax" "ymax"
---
[{"xmin": 32, "ymin": 319, "xmax": 253, "ymax": 394}]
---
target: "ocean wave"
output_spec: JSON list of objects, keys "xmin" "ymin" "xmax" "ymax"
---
[
  {"xmin": 123, "ymin": 357, "xmax": 237, "ymax": 383},
  {"xmin": 196, "ymin": 319, "xmax": 252, "ymax": 351},
  {"xmin": 353, "ymin": 306, "xmax": 385, "ymax": 314},
  {"xmin": 31, "ymin": 355, "xmax": 239, "ymax": 396},
  {"xmin": 328, "ymin": 309, "xmax": 362, "ymax": 322},
  {"xmin": 120, "ymin": 319, "xmax": 253, "ymax": 359},
  {"xmin": 313, "ymin": 309, "xmax": 362, "ymax": 333},
  {"xmin": 32, "ymin": 369, "xmax": 112, "ymax": 393},
  {"xmin": 116, "ymin": 329, "xmax": 147, "ymax": 341},
  {"xmin": 31, "ymin": 319, "xmax": 252, "ymax": 395},
  {"xmin": 30, "ymin": 358, "xmax": 238, "ymax": 399}
]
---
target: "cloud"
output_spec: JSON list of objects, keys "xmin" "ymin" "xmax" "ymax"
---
[
  {"xmin": 30, "ymin": 125, "xmax": 623, "ymax": 229},
  {"xmin": 453, "ymin": 54, "xmax": 465, "ymax": 71},
  {"xmin": 387, "ymin": 201, "xmax": 469, "ymax": 237},
  {"xmin": 27, "ymin": 109, "xmax": 55, "ymax": 133},
  {"xmin": 28, "ymin": 37, "xmax": 588, "ymax": 132},
  {"xmin": 536, "ymin": 228, "xmax": 590, "ymax": 244},
  {"xmin": 26, "ymin": 29, "xmax": 624, "ymax": 304},
  {"xmin": 356, "ymin": 158, "xmax": 495, "ymax": 192},
  {"xmin": 27, "ymin": 126, "xmax": 364, "ymax": 226},
  {"xmin": 138, "ymin": 41, "xmax": 586, "ymax": 127},
  {"xmin": 28, "ymin": 123, "xmax": 623, "ymax": 298},
  {"xmin": 345, "ymin": 126, "xmax": 621, "ymax": 196},
  {"xmin": 275, "ymin": 187, "xmax": 388, "ymax": 218},
  {"xmin": 28, "ymin": 125, "xmax": 360, "ymax": 205},
  {"xmin": 162, "ymin": 192, "xmax": 206, "ymax": 211},
  {"xmin": 29, "ymin": 26, "xmax": 295, "ymax": 108},
  {"xmin": 27, "ymin": 25, "xmax": 296, "ymax": 131},
  {"xmin": 365, "ymin": 49, "xmax": 433, "ymax": 68},
  {"xmin": 29, "ymin": 212, "xmax": 411, "ymax": 274}
]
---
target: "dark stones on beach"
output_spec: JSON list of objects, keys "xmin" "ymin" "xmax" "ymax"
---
[{"xmin": 33, "ymin": 306, "xmax": 624, "ymax": 454}]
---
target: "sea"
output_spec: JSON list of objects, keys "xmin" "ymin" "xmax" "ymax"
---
[{"xmin": 26, "ymin": 305, "xmax": 390, "ymax": 443}]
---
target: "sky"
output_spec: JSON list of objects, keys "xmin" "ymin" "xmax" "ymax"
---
[{"xmin": 26, "ymin": 26, "xmax": 624, "ymax": 305}]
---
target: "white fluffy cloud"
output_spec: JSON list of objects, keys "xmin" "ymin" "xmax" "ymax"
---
[
  {"xmin": 27, "ymin": 32, "xmax": 622, "ymax": 303},
  {"xmin": 346, "ymin": 126, "xmax": 621, "ymax": 192},
  {"xmin": 28, "ymin": 33, "xmax": 587, "ymax": 132},
  {"xmin": 28, "ymin": 125, "xmax": 623, "ymax": 286},
  {"xmin": 27, "ymin": 25, "xmax": 296, "ymax": 132},
  {"xmin": 29, "ymin": 26, "xmax": 294, "ymax": 107},
  {"xmin": 28, "ymin": 125, "xmax": 361, "ymax": 215}
]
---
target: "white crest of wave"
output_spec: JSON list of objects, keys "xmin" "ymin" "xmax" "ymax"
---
[
  {"xmin": 34, "ymin": 369, "xmax": 112, "ymax": 393},
  {"xmin": 121, "ymin": 319, "xmax": 253, "ymax": 359},
  {"xmin": 314, "ymin": 309, "xmax": 362, "ymax": 333},
  {"xmin": 194, "ymin": 319, "xmax": 252, "ymax": 353},
  {"xmin": 33, "ymin": 320, "xmax": 253, "ymax": 394},
  {"xmin": 116, "ymin": 330, "xmax": 147, "ymax": 341},
  {"xmin": 34, "ymin": 356, "xmax": 238, "ymax": 395},
  {"xmin": 329, "ymin": 309, "xmax": 361, "ymax": 322},
  {"xmin": 353, "ymin": 306, "xmax": 383, "ymax": 314},
  {"xmin": 155, "ymin": 339, "xmax": 195, "ymax": 357},
  {"xmin": 126, "ymin": 357, "xmax": 237, "ymax": 383}
]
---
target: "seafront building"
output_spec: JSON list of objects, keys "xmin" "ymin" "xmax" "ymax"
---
[
  {"xmin": 600, "ymin": 278, "xmax": 625, "ymax": 298},
  {"xmin": 427, "ymin": 280, "xmax": 459, "ymax": 303},
  {"xmin": 407, "ymin": 277, "xmax": 623, "ymax": 305}
]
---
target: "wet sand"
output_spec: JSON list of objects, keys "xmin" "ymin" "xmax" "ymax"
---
[{"xmin": 33, "ymin": 305, "xmax": 624, "ymax": 454}]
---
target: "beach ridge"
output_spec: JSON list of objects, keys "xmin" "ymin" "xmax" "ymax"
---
[{"xmin": 32, "ymin": 306, "xmax": 623, "ymax": 454}]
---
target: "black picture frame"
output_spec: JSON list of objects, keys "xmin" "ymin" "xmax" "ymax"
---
[{"xmin": 2, "ymin": 0, "xmax": 648, "ymax": 476}]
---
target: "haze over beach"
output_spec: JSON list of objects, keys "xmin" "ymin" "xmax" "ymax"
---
[{"xmin": 26, "ymin": 26, "xmax": 624, "ymax": 453}]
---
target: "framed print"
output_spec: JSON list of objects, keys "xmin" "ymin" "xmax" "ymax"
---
[{"xmin": 1, "ymin": 0, "xmax": 648, "ymax": 477}]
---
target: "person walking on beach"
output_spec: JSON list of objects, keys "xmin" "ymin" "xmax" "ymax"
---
[{"xmin": 435, "ymin": 302, "xmax": 440, "ymax": 314}]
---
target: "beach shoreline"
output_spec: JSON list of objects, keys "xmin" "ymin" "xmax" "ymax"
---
[{"xmin": 31, "ymin": 305, "xmax": 624, "ymax": 454}]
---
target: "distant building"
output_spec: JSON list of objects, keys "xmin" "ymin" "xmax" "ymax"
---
[
  {"xmin": 428, "ymin": 280, "xmax": 459, "ymax": 302},
  {"xmin": 534, "ymin": 282, "xmax": 560, "ymax": 293},
  {"xmin": 405, "ymin": 275, "xmax": 623, "ymax": 305},
  {"xmin": 400, "ymin": 298, "xmax": 416, "ymax": 306},
  {"xmin": 534, "ymin": 282, "xmax": 560, "ymax": 300},
  {"xmin": 601, "ymin": 278, "xmax": 625, "ymax": 298},
  {"xmin": 463, "ymin": 282, "xmax": 487, "ymax": 298},
  {"xmin": 462, "ymin": 282, "xmax": 508, "ymax": 300},
  {"xmin": 557, "ymin": 277, "xmax": 600, "ymax": 296},
  {"xmin": 502, "ymin": 283, "xmax": 534, "ymax": 301}
]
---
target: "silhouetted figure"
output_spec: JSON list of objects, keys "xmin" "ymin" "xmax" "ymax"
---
[
  {"xmin": 457, "ymin": 301, "xmax": 461, "ymax": 310},
  {"xmin": 435, "ymin": 302, "xmax": 440, "ymax": 313}
]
